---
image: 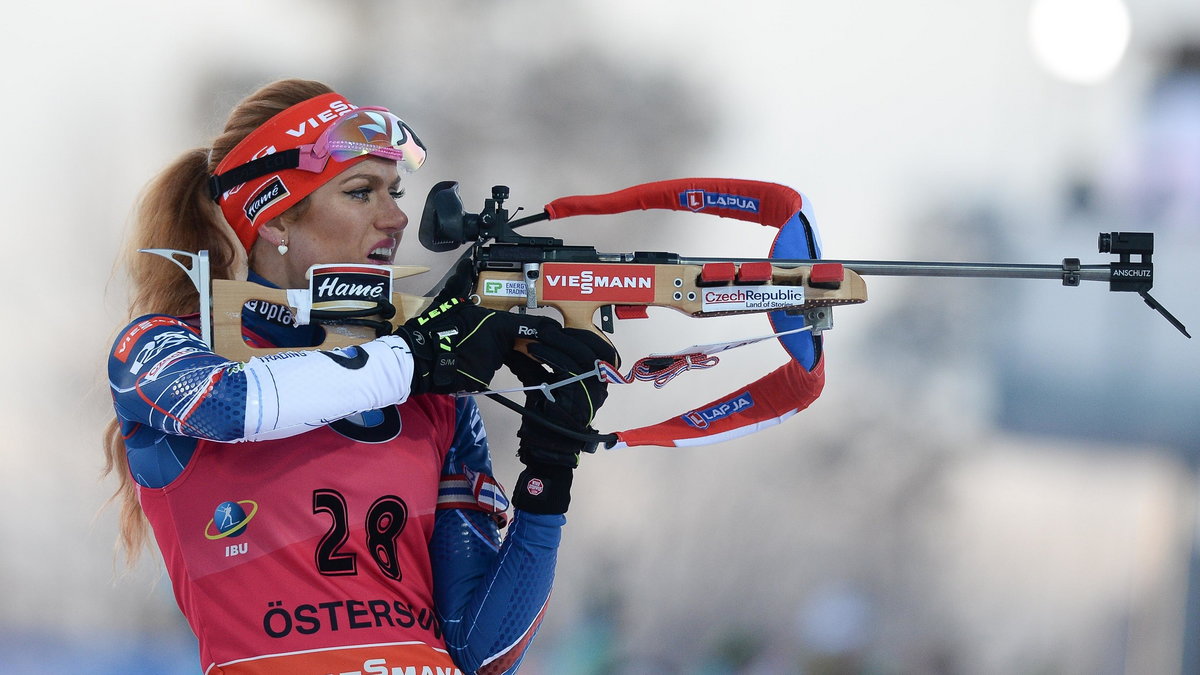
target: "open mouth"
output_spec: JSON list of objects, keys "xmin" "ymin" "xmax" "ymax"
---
[{"xmin": 367, "ymin": 240, "xmax": 396, "ymax": 263}]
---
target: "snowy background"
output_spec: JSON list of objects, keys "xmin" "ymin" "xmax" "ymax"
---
[{"xmin": 1, "ymin": 1, "xmax": 1198, "ymax": 673}]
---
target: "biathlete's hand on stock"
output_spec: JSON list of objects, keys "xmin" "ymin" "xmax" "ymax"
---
[
  {"xmin": 393, "ymin": 297, "xmax": 559, "ymax": 395},
  {"xmin": 394, "ymin": 256, "xmax": 560, "ymax": 395},
  {"xmin": 505, "ymin": 329, "xmax": 618, "ymax": 515}
]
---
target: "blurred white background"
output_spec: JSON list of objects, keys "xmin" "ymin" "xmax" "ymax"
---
[{"xmin": 1, "ymin": 1, "xmax": 1197, "ymax": 673}]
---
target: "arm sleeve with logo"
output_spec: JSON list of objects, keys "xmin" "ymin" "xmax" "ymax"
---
[
  {"xmin": 108, "ymin": 314, "xmax": 417, "ymax": 444},
  {"xmin": 430, "ymin": 398, "xmax": 564, "ymax": 674}
]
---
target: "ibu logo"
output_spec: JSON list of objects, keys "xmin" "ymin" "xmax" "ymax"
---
[{"xmin": 204, "ymin": 499, "xmax": 259, "ymax": 540}]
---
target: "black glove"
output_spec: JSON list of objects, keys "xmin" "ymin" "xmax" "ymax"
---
[
  {"xmin": 394, "ymin": 298, "xmax": 559, "ymax": 395},
  {"xmin": 505, "ymin": 328, "xmax": 618, "ymax": 514}
]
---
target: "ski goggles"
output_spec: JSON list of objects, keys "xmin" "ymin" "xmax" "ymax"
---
[{"xmin": 208, "ymin": 107, "xmax": 426, "ymax": 202}]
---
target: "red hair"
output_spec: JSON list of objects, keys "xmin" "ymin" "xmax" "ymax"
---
[{"xmin": 101, "ymin": 79, "xmax": 335, "ymax": 565}]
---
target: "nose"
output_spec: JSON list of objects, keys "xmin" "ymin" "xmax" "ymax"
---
[{"xmin": 377, "ymin": 198, "xmax": 409, "ymax": 234}]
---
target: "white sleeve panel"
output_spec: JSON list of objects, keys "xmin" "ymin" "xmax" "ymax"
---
[{"xmin": 238, "ymin": 335, "xmax": 416, "ymax": 441}]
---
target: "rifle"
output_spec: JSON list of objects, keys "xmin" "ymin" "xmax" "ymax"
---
[{"xmin": 145, "ymin": 178, "xmax": 1188, "ymax": 448}]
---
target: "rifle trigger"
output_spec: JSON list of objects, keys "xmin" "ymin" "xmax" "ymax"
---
[{"xmin": 599, "ymin": 305, "xmax": 616, "ymax": 334}]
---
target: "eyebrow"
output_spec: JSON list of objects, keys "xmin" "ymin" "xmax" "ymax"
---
[{"xmin": 338, "ymin": 172, "xmax": 403, "ymax": 189}]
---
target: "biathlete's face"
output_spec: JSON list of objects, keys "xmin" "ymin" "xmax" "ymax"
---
[{"xmin": 259, "ymin": 157, "xmax": 408, "ymax": 288}]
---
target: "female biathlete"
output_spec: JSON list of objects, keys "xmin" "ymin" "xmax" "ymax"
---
[{"xmin": 103, "ymin": 78, "xmax": 613, "ymax": 675}]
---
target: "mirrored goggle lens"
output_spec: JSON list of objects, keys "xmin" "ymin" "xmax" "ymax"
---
[{"xmin": 320, "ymin": 109, "xmax": 426, "ymax": 172}]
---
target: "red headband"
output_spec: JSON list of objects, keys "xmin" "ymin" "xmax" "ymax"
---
[{"xmin": 213, "ymin": 92, "xmax": 372, "ymax": 252}]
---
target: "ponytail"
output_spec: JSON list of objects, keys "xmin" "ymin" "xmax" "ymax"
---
[
  {"xmin": 103, "ymin": 78, "xmax": 335, "ymax": 566},
  {"xmin": 125, "ymin": 148, "xmax": 243, "ymax": 318}
]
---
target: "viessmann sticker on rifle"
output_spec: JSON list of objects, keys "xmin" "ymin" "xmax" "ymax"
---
[
  {"xmin": 541, "ymin": 264, "xmax": 655, "ymax": 302},
  {"xmin": 701, "ymin": 285, "xmax": 805, "ymax": 312}
]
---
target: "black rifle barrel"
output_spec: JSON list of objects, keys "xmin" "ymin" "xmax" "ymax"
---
[{"xmin": 674, "ymin": 257, "xmax": 1113, "ymax": 283}]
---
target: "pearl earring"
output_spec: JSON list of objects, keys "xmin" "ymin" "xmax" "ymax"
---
[{"xmin": 277, "ymin": 239, "xmax": 288, "ymax": 256}]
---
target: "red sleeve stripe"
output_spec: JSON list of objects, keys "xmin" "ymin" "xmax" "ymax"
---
[{"xmin": 477, "ymin": 597, "xmax": 550, "ymax": 675}]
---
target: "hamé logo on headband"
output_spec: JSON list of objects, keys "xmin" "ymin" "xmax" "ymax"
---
[{"xmin": 245, "ymin": 177, "xmax": 290, "ymax": 223}]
